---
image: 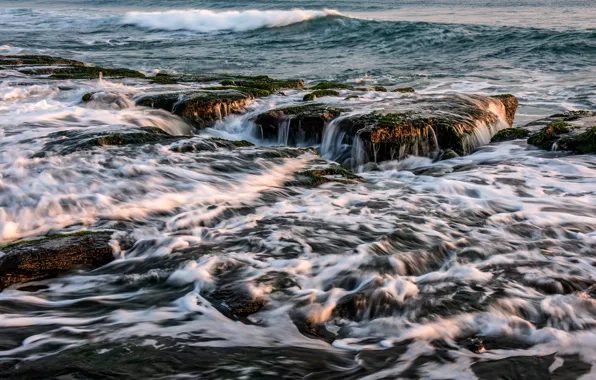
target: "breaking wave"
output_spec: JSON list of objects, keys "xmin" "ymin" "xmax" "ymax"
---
[{"xmin": 121, "ymin": 8, "xmax": 344, "ymax": 33}]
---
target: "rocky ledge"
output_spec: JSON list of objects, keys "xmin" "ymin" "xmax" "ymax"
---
[{"xmin": 0, "ymin": 231, "xmax": 115, "ymax": 291}]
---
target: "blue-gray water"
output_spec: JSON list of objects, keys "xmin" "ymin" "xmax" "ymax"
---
[{"xmin": 1, "ymin": 1, "xmax": 596, "ymax": 379}]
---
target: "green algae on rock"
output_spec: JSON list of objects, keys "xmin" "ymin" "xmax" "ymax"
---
[
  {"xmin": 170, "ymin": 137, "xmax": 255, "ymax": 153},
  {"xmin": 303, "ymin": 90, "xmax": 340, "ymax": 102},
  {"xmin": 0, "ymin": 231, "xmax": 114, "ymax": 291},
  {"xmin": 293, "ymin": 165, "xmax": 362, "ymax": 187},
  {"xmin": 491, "ymin": 127, "xmax": 531, "ymax": 142},
  {"xmin": 0, "ymin": 54, "xmax": 85, "ymax": 67},
  {"xmin": 527, "ymin": 121, "xmax": 570, "ymax": 150},
  {"xmin": 491, "ymin": 94, "xmax": 519, "ymax": 127}
]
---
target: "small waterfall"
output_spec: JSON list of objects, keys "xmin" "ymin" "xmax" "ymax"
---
[
  {"xmin": 277, "ymin": 116, "xmax": 294, "ymax": 145},
  {"xmin": 320, "ymin": 116, "xmax": 348, "ymax": 159}
]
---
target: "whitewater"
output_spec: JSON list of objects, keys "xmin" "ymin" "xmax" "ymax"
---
[{"xmin": 1, "ymin": 1, "xmax": 596, "ymax": 379}]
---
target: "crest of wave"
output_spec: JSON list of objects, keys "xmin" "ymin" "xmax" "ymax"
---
[{"xmin": 122, "ymin": 8, "xmax": 343, "ymax": 33}]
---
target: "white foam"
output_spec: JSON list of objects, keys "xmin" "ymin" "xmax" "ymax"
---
[{"xmin": 122, "ymin": 8, "xmax": 343, "ymax": 33}]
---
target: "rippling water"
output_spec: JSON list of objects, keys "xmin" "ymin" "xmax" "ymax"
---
[{"xmin": 1, "ymin": 1, "xmax": 596, "ymax": 379}]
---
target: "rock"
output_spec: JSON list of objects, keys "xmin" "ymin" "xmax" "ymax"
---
[
  {"xmin": 170, "ymin": 137, "xmax": 254, "ymax": 153},
  {"xmin": 527, "ymin": 121, "xmax": 570, "ymax": 150},
  {"xmin": 439, "ymin": 150, "xmax": 459, "ymax": 160},
  {"xmin": 136, "ymin": 90, "xmax": 253, "ymax": 129},
  {"xmin": 0, "ymin": 231, "xmax": 114, "ymax": 291},
  {"xmin": 310, "ymin": 81, "xmax": 354, "ymax": 90},
  {"xmin": 373, "ymin": 86, "xmax": 387, "ymax": 92},
  {"xmin": 334, "ymin": 94, "xmax": 512, "ymax": 165},
  {"xmin": 303, "ymin": 90, "xmax": 340, "ymax": 102},
  {"xmin": 290, "ymin": 165, "xmax": 362, "ymax": 187},
  {"xmin": 491, "ymin": 127, "xmax": 531, "ymax": 142},
  {"xmin": 392, "ymin": 87, "xmax": 415, "ymax": 93},
  {"xmin": 34, "ymin": 127, "xmax": 179, "ymax": 156},
  {"xmin": 333, "ymin": 290, "xmax": 401, "ymax": 321},
  {"xmin": 253, "ymin": 104, "xmax": 342, "ymax": 144},
  {"xmin": 46, "ymin": 66, "xmax": 145, "ymax": 80},
  {"xmin": 491, "ymin": 94, "xmax": 519, "ymax": 126},
  {"xmin": 81, "ymin": 92, "xmax": 95, "ymax": 102},
  {"xmin": 0, "ymin": 54, "xmax": 85, "ymax": 67},
  {"xmin": 345, "ymin": 95, "xmax": 360, "ymax": 100}
]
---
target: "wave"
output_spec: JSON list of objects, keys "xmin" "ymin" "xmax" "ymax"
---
[{"xmin": 121, "ymin": 8, "xmax": 344, "ymax": 33}]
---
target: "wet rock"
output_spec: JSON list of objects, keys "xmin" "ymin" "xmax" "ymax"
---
[
  {"xmin": 528, "ymin": 121, "xmax": 570, "ymax": 150},
  {"xmin": 373, "ymin": 86, "xmax": 387, "ymax": 92},
  {"xmin": 439, "ymin": 149, "xmax": 459, "ymax": 160},
  {"xmin": 46, "ymin": 66, "xmax": 145, "ymax": 79},
  {"xmin": 34, "ymin": 127, "xmax": 179, "ymax": 156},
  {"xmin": 472, "ymin": 354, "xmax": 591, "ymax": 380},
  {"xmin": 217, "ymin": 75, "xmax": 305, "ymax": 92},
  {"xmin": 333, "ymin": 290, "xmax": 401, "ymax": 321},
  {"xmin": 290, "ymin": 164, "xmax": 362, "ymax": 187},
  {"xmin": 463, "ymin": 337, "xmax": 485, "ymax": 353},
  {"xmin": 0, "ymin": 54, "xmax": 85, "ymax": 67},
  {"xmin": 491, "ymin": 127, "xmax": 531, "ymax": 142},
  {"xmin": 345, "ymin": 95, "xmax": 360, "ymax": 100},
  {"xmin": 210, "ymin": 284, "xmax": 267, "ymax": 318},
  {"xmin": 392, "ymin": 87, "xmax": 415, "ymax": 93},
  {"xmin": 0, "ymin": 231, "xmax": 114, "ymax": 291},
  {"xmin": 303, "ymin": 89, "xmax": 340, "ymax": 102},
  {"xmin": 253, "ymin": 104, "xmax": 343, "ymax": 144},
  {"xmin": 81, "ymin": 92, "xmax": 95, "ymax": 102},
  {"xmin": 334, "ymin": 94, "xmax": 512, "ymax": 165},
  {"xmin": 310, "ymin": 81, "xmax": 354, "ymax": 90},
  {"xmin": 136, "ymin": 90, "xmax": 252, "ymax": 129},
  {"xmin": 491, "ymin": 94, "xmax": 519, "ymax": 126},
  {"xmin": 170, "ymin": 137, "xmax": 254, "ymax": 153}
]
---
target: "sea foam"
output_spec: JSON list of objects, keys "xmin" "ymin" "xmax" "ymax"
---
[{"xmin": 122, "ymin": 8, "xmax": 342, "ymax": 33}]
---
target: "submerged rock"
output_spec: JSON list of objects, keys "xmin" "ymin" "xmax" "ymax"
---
[
  {"xmin": 310, "ymin": 81, "xmax": 354, "ymax": 90},
  {"xmin": 491, "ymin": 127, "xmax": 531, "ymax": 142},
  {"xmin": 0, "ymin": 54, "xmax": 84, "ymax": 67},
  {"xmin": 253, "ymin": 104, "xmax": 343, "ymax": 145},
  {"xmin": 34, "ymin": 127, "xmax": 179, "ymax": 156},
  {"xmin": 392, "ymin": 87, "xmax": 415, "ymax": 93},
  {"xmin": 170, "ymin": 137, "xmax": 255, "ymax": 153},
  {"xmin": 136, "ymin": 90, "xmax": 253, "ymax": 129},
  {"xmin": 291, "ymin": 164, "xmax": 362, "ymax": 187},
  {"xmin": 0, "ymin": 231, "xmax": 114, "ymax": 291},
  {"xmin": 303, "ymin": 89, "xmax": 340, "ymax": 102},
  {"xmin": 525, "ymin": 111, "xmax": 596, "ymax": 154}
]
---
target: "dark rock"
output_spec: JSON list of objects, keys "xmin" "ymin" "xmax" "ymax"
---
[
  {"xmin": 0, "ymin": 54, "xmax": 85, "ymax": 67},
  {"xmin": 491, "ymin": 94, "xmax": 519, "ymax": 126},
  {"xmin": 81, "ymin": 92, "xmax": 95, "ymax": 102},
  {"xmin": 34, "ymin": 127, "xmax": 179, "ymax": 156},
  {"xmin": 373, "ymin": 86, "xmax": 387, "ymax": 92},
  {"xmin": 136, "ymin": 90, "xmax": 253, "ymax": 129},
  {"xmin": 0, "ymin": 231, "xmax": 114, "ymax": 291},
  {"xmin": 303, "ymin": 90, "xmax": 340, "ymax": 102},
  {"xmin": 392, "ymin": 87, "xmax": 415, "ymax": 93},
  {"xmin": 170, "ymin": 137, "xmax": 254, "ymax": 153},
  {"xmin": 528, "ymin": 121, "xmax": 571, "ymax": 150},
  {"xmin": 253, "ymin": 104, "xmax": 342, "ymax": 144},
  {"xmin": 439, "ymin": 150, "xmax": 459, "ymax": 160},
  {"xmin": 290, "ymin": 165, "xmax": 362, "ymax": 187},
  {"xmin": 310, "ymin": 81, "xmax": 354, "ymax": 90},
  {"xmin": 491, "ymin": 127, "xmax": 531, "ymax": 142},
  {"xmin": 333, "ymin": 290, "xmax": 401, "ymax": 321},
  {"xmin": 345, "ymin": 95, "xmax": 360, "ymax": 100}
]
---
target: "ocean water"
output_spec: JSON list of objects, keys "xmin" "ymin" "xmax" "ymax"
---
[{"xmin": 1, "ymin": 1, "xmax": 596, "ymax": 379}]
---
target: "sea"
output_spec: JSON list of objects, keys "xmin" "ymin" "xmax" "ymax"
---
[{"xmin": 1, "ymin": 0, "xmax": 596, "ymax": 378}]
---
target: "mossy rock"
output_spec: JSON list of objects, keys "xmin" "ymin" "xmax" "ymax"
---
[
  {"xmin": 527, "ymin": 121, "xmax": 570, "ymax": 150},
  {"xmin": 136, "ymin": 90, "xmax": 253, "ymax": 129},
  {"xmin": 254, "ymin": 104, "xmax": 343, "ymax": 144},
  {"xmin": 373, "ymin": 86, "xmax": 387, "ymax": 92},
  {"xmin": 440, "ymin": 150, "xmax": 459, "ymax": 160},
  {"xmin": 34, "ymin": 127, "xmax": 178, "ymax": 156},
  {"xmin": 491, "ymin": 127, "xmax": 531, "ymax": 142},
  {"xmin": 204, "ymin": 86, "xmax": 271, "ymax": 98},
  {"xmin": 345, "ymin": 95, "xmax": 360, "ymax": 100},
  {"xmin": 149, "ymin": 75, "xmax": 180, "ymax": 84},
  {"xmin": 392, "ymin": 87, "xmax": 415, "ymax": 93},
  {"xmin": 303, "ymin": 90, "xmax": 340, "ymax": 102},
  {"xmin": 82, "ymin": 92, "xmax": 95, "ymax": 102},
  {"xmin": 310, "ymin": 82, "xmax": 354, "ymax": 90},
  {"xmin": 0, "ymin": 231, "xmax": 114, "ymax": 291},
  {"xmin": 0, "ymin": 54, "xmax": 85, "ymax": 67},
  {"xmin": 559, "ymin": 126, "xmax": 596, "ymax": 154},
  {"xmin": 47, "ymin": 66, "xmax": 145, "ymax": 79},
  {"xmin": 294, "ymin": 165, "xmax": 362, "ymax": 187}
]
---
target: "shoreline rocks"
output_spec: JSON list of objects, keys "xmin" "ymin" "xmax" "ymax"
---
[{"xmin": 0, "ymin": 231, "xmax": 115, "ymax": 291}]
